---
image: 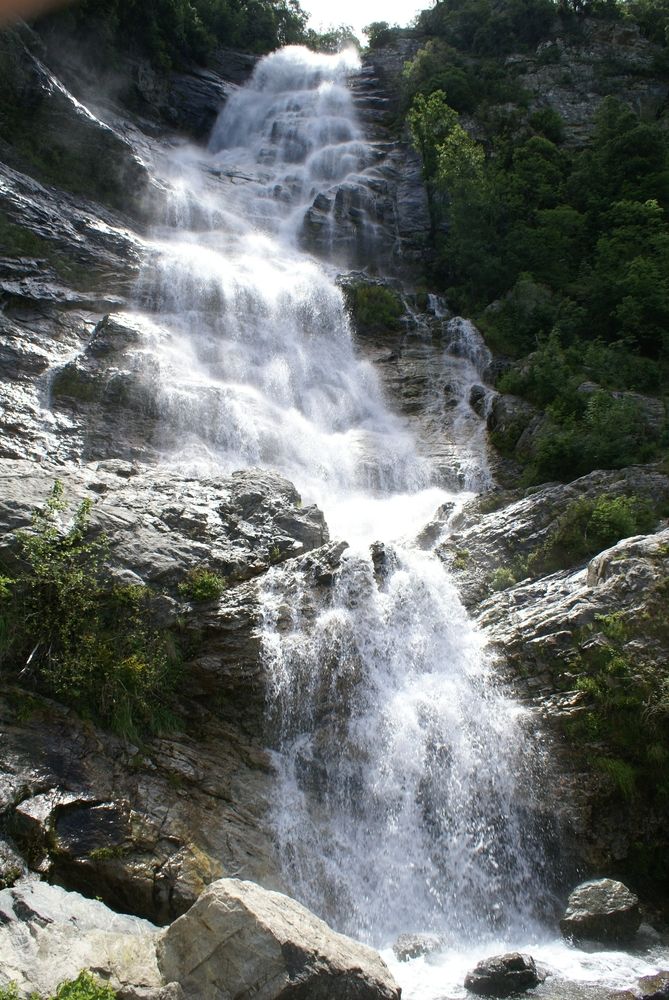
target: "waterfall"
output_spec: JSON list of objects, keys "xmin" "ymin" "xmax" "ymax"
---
[{"xmin": 136, "ymin": 44, "xmax": 558, "ymax": 999}]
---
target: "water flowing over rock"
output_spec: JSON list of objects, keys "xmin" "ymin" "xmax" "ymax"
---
[
  {"xmin": 560, "ymin": 879, "xmax": 642, "ymax": 945},
  {"xmin": 0, "ymin": 34, "xmax": 554, "ymax": 964},
  {"xmin": 157, "ymin": 878, "xmax": 401, "ymax": 1000},
  {"xmin": 4, "ymin": 29, "xmax": 668, "ymax": 1000}
]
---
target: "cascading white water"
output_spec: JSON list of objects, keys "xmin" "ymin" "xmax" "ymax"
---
[
  {"xmin": 160, "ymin": 40, "xmax": 551, "ymax": 961},
  {"xmin": 123, "ymin": 44, "xmax": 668, "ymax": 1000}
]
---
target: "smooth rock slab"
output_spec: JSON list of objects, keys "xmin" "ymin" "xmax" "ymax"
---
[
  {"xmin": 560, "ymin": 878, "xmax": 641, "ymax": 944},
  {"xmin": 157, "ymin": 877, "xmax": 401, "ymax": 1000},
  {"xmin": 464, "ymin": 952, "xmax": 542, "ymax": 997}
]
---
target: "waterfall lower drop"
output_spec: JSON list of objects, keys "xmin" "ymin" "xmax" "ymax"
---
[{"xmin": 134, "ymin": 45, "xmax": 667, "ymax": 1000}]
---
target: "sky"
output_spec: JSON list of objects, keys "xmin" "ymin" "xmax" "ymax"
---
[{"xmin": 301, "ymin": 0, "xmax": 428, "ymax": 43}]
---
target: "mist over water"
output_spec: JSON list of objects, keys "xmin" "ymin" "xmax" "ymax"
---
[{"xmin": 132, "ymin": 45, "xmax": 667, "ymax": 1000}]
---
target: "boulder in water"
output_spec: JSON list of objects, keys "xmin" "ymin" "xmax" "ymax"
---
[
  {"xmin": 560, "ymin": 878, "xmax": 641, "ymax": 944},
  {"xmin": 157, "ymin": 878, "xmax": 401, "ymax": 1000},
  {"xmin": 464, "ymin": 953, "xmax": 542, "ymax": 997},
  {"xmin": 392, "ymin": 932, "xmax": 443, "ymax": 962},
  {"xmin": 636, "ymin": 972, "xmax": 669, "ymax": 1000}
]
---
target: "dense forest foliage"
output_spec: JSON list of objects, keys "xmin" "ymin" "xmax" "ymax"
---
[
  {"xmin": 33, "ymin": 0, "xmax": 362, "ymax": 67},
  {"xmin": 35, "ymin": 0, "xmax": 310, "ymax": 66},
  {"xmin": 399, "ymin": 0, "xmax": 669, "ymax": 483}
]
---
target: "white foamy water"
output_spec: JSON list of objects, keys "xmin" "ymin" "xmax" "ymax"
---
[{"xmin": 119, "ymin": 44, "xmax": 666, "ymax": 1000}]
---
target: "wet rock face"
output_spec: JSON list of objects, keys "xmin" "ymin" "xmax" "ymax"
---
[
  {"xmin": 560, "ymin": 878, "xmax": 641, "ymax": 945},
  {"xmin": 464, "ymin": 953, "xmax": 543, "ymax": 997},
  {"xmin": 299, "ymin": 50, "xmax": 430, "ymax": 274},
  {"xmin": 0, "ymin": 161, "xmax": 146, "ymax": 464},
  {"xmin": 157, "ymin": 878, "xmax": 401, "ymax": 1000},
  {"xmin": 392, "ymin": 932, "xmax": 443, "ymax": 962},
  {"xmin": 0, "ymin": 28, "xmax": 153, "ymax": 216}
]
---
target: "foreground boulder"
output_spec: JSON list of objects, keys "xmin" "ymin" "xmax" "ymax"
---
[
  {"xmin": 157, "ymin": 878, "xmax": 401, "ymax": 1000},
  {"xmin": 0, "ymin": 879, "xmax": 162, "ymax": 997},
  {"xmin": 560, "ymin": 878, "xmax": 641, "ymax": 944},
  {"xmin": 464, "ymin": 953, "xmax": 542, "ymax": 997}
]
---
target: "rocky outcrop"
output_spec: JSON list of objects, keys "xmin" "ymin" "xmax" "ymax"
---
[
  {"xmin": 508, "ymin": 19, "xmax": 669, "ymax": 146},
  {"xmin": 464, "ymin": 953, "xmax": 543, "ymax": 997},
  {"xmin": 560, "ymin": 878, "xmax": 641, "ymax": 944},
  {"xmin": 453, "ymin": 477, "xmax": 669, "ymax": 883},
  {"xmin": 0, "ymin": 878, "xmax": 399, "ymax": 1000},
  {"xmin": 0, "ymin": 27, "xmax": 153, "ymax": 216},
  {"xmin": 0, "ymin": 460, "xmax": 335, "ymax": 922},
  {"xmin": 479, "ymin": 524, "xmax": 669, "ymax": 703},
  {"xmin": 157, "ymin": 878, "xmax": 401, "ymax": 1000},
  {"xmin": 439, "ymin": 464, "xmax": 669, "ymax": 608}
]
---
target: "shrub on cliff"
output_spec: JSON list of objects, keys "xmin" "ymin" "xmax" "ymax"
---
[
  {"xmin": 0, "ymin": 482, "xmax": 180, "ymax": 740},
  {"xmin": 0, "ymin": 972, "xmax": 116, "ymax": 1000},
  {"xmin": 529, "ymin": 492, "xmax": 656, "ymax": 571},
  {"xmin": 346, "ymin": 284, "xmax": 404, "ymax": 333}
]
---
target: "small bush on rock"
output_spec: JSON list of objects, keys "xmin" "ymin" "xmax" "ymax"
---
[
  {"xmin": 490, "ymin": 566, "xmax": 517, "ymax": 591},
  {"xmin": 0, "ymin": 482, "xmax": 180, "ymax": 740},
  {"xmin": 528, "ymin": 493, "xmax": 655, "ymax": 572},
  {"xmin": 54, "ymin": 972, "xmax": 116, "ymax": 1000},
  {"xmin": 346, "ymin": 284, "xmax": 404, "ymax": 334},
  {"xmin": 178, "ymin": 566, "xmax": 227, "ymax": 601},
  {"xmin": 0, "ymin": 972, "xmax": 116, "ymax": 1000}
]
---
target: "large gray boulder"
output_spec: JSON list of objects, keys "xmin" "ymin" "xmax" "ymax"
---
[
  {"xmin": 560, "ymin": 878, "xmax": 641, "ymax": 944},
  {"xmin": 464, "ymin": 953, "xmax": 542, "ymax": 997},
  {"xmin": 0, "ymin": 880, "xmax": 162, "ymax": 997},
  {"xmin": 157, "ymin": 878, "xmax": 401, "ymax": 1000}
]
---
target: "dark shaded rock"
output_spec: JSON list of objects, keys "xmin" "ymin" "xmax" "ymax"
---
[
  {"xmin": 208, "ymin": 47, "xmax": 259, "ymax": 86},
  {"xmin": 464, "ymin": 952, "xmax": 542, "ymax": 997},
  {"xmin": 392, "ymin": 932, "xmax": 443, "ymax": 962},
  {"xmin": 470, "ymin": 384, "xmax": 488, "ymax": 418},
  {"xmin": 560, "ymin": 878, "xmax": 641, "ymax": 944},
  {"xmin": 0, "ymin": 28, "xmax": 153, "ymax": 217},
  {"xmin": 165, "ymin": 69, "xmax": 236, "ymax": 139},
  {"xmin": 157, "ymin": 878, "xmax": 401, "ymax": 1000},
  {"xmin": 371, "ymin": 541, "xmax": 399, "ymax": 585},
  {"xmin": 487, "ymin": 393, "xmax": 539, "ymax": 454},
  {"xmin": 0, "ymin": 841, "xmax": 25, "ymax": 890}
]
